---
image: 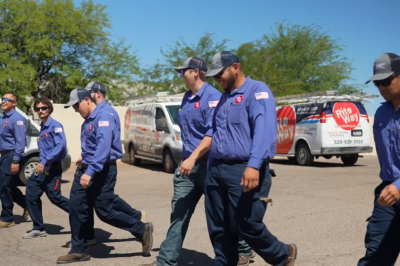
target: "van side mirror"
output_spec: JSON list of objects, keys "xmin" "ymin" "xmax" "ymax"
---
[
  {"xmin": 26, "ymin": 119, "xmax": 31, "ymax": 135},
  {"xmin": 156, "ymin": 119, "xmax": 169, "ymax": 133}
]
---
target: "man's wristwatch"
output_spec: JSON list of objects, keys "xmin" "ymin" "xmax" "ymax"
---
[{"xmin": 12, "ymin": 160, "xmax": 19, "ymax": 164}]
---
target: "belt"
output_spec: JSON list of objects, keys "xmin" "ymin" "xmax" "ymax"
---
[
  {"xmin": 221, "ymin": 159, "xmax": 269, "ymax": 166},
  {"xmin": 182, "ymin": 156, "xmax": 208, "ymax": 161},
  {"xmin": 0, "ymin": 150, "xmax": 13, "ymax": 156},
  {"xmin": 81, "ymin": 160, "xmax": 117, "ymax": 170}
]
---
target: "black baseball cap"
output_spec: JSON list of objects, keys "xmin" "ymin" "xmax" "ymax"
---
[
  {"xmin": 206, "ymin": 51, "xmax": 240, "ymax": 77},
  {"xmin": 64, "ymin": 88, "xmax": 91, "ymax": 108},
  {"xmin": 174, "ymin": 57, "xmax": 208, "ymax": 73},
  {"xmin": 366, "ymin": 53, "xmax": 400, "ymax": 84}
]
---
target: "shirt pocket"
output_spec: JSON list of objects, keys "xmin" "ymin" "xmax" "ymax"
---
[
  {"xmin": 84, "ymin": 130, "xmax": 96, "ymax": 149},
  {"xmin": 229, "ymin": 104, "xmax": 243, "ymax": 125},
  {"xmin": 189, "ymin": 109, "xmax": 203, "ymax": 128}
]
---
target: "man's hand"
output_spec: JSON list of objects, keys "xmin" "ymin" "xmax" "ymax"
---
[
  {"xmin": 76, "ymin": 156, "xmax": 82, "ymax": 166},
  {"xmin": 179, "ymin": 157, "xmax": 196, "ymax": 176},
  {"xmin": 11, "ymin": 163, "xmax": 19, "ymax": 175},
  {"xmin": 80, "ymin": 174, "xmax": 92, "ymax": 189},
  {"xmin": 378, "ymin": 184, "xmax": 400, "ymax": 206},
  {"xmin": 240, "ymin": 167, "xmax": 260, "ymax": 192},
  {"xmin": 35, "ymin": 163, "xmax": 44, "ymax": 174}
]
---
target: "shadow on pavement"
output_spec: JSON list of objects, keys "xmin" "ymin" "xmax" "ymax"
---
[
  {"xmin": 43, "ymin": 223, "xmax": 70, "ymax": 235},
  {"xmin": 270, "ymin": 159, "xmax": 366, "ymax": 168},
  {"xmin": 177, "ymin": 248, "xmax": 214, "ymax": 265}
]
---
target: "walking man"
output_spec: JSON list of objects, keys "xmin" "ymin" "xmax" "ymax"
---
[
  {"xmin": 358, "ymin": 53, "xmax": 400, "ymax": 266},
  {"xmin": 23, "ymin": 97, "xmax": 69, "ymax": 238},
  {"xmin": 57, "ymin": 89, "xmax": 153, "ymax": 264},
  {"xmin": 205, "ymin": 51, "xmax": 297, "ymax": 266},
  {"xmin": 0, "ymin": 93, "xmax": 29, "ymax": 228},
  {"xmin": 140, "ymin": 56, "xmax": 254, "ymax": 266}
]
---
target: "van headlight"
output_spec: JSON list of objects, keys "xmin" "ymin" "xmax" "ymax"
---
[{"xmin": 174, "ymin": 131, "xmax": 181, "ymax": 140}]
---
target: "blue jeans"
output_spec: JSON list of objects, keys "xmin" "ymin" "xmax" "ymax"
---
[
  {"xmin": 26, "ymin": 161, "xmax": 69, "ymax": 231},
  {"xmin": 156, "ymin": 160, "xmax": 253, "ymax": 266},
  {"xmin": 0, "ymin": 152, "xmax": 26, "ymax": 222},
  {"xmin": 358, "ymin": 181, "xmax": 400, "ymax": 266},
  {"xmin": 69, "ymin": 165, "xmax": 145, "ymax": 253},
  {"xmin": 205, "ymin": 160, "xmax": 290, "ymax": 266}
]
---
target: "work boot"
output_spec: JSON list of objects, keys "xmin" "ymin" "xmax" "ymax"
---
[
  {"xmin": 141, "ymin": 210, "xmax": 146, "ymax": 222},
  {"xmin": 22, "ymin": 230, "xmax": 47, "ymax": 239},
  {"xmin": 238, "ymin": 251, "xmax": 256, "ymax": 266},
  {"xmin": 284, "ymin": 243, "xmax": 298, "ymax": 266},
  {"xmin": 62, "ymin": 239, "xmax": 97, "ymax": 248},
  {"xmin": 56, "ymin": 252, "xmax": 90, "ymax": 264},
  {"xmin": 0, "ymin": 220, "xmax": 15, "ymax": 229},
  {"xmin": 140, "ymin": 222, "xmax": 154, "ymax": 256},
  {"xmin": 138, "ymin": 262, "xmax": 159, "ymax": 266},
  {"xmin": 22, "ymin": 208, "xmax": 30, "ymax": 221}
]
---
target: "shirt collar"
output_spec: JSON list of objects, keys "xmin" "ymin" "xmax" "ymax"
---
[
  {"xmin": 4, "ymin": 109, "xmax": 16, "ymax": 117},
  {"xmin": 188, "ymin": 82, "xmax": 208, "ymax": 100},
  {"xmin": 87, "ymin": 105, "xmax": 101, "ymax": 120},
  {"xmin": 41, "ymin": 116, "xmax": 53, "ymax": 128},
  {"xmin": 230, "ymin": 76, "xmax": 251, "ymax": 95},
  {"xmin": 98, "ymin": 101, "xmax": 107, "ymax": 109}
]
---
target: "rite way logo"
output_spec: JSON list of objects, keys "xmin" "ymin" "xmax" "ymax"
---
[{"xmin": 333, "ymin": 102, "xmax": 360, "ymax": 130}]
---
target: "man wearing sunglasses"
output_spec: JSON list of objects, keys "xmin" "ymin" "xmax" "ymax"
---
[
  {"xmin": 0, "ymin": 93, "xmax": 29, "ymax": 229},
  {"xmin": 204, "ymin": 51, "xmax": 297, "ymax": 266},
  {"xmin": 60, "ymin": 82, "xmax": 146, "ymax": 249},
  {"xmin": 358, "ymin": 53, "xmax": 400, "ymax": 266},
  {"xmin": 57, "ymin": 89, "xmax": 153, "ymax": 264},
  {"xmin": 23, "ymin": 97, "xmax": 69, "ymax": 238}
]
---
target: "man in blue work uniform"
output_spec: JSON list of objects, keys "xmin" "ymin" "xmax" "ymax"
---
[
  {"xmin": 23, "ymin": 97, "xmax": 70, "ymax": 238},
  {"xmin": 205, "ymin": 51, "xmax": 297, "ymax": 266},
  {"xmin": 140, "ymin": 57, "xmax": 255, "ymax": 266},
  {"xmin": 358, "ymin": 53, "xmax": 400, "ymax": 266},
  {"xmin": 57, "ymin": 89, "xmax": 153, "ymax": 264},
  {"xmin": 0, "ymin": 92, "xmax": 29, "ymax": 228},
  {"xmin": 62, "ymin": 82, "xmax": 146, "ymax": 248}
]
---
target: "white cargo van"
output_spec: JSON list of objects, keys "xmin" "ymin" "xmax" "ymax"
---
[
  {"xmin": 123, "ymin": 92, "xmax": 183, "ymax": 173},
  {"xmin": 0, "ymin": 107, "xmax": 71, "ymax": 184},
  {"xmin": 274, "ymin": 91, "xmax": 377, "ymax": 166}
]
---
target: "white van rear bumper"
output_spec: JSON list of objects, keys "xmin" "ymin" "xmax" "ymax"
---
[{"xmin": 321, "ymin": 146, "xmax": 373, "ymax": 154}]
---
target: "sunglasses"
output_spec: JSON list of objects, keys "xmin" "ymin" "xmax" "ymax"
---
[
  {"xmin": 373, "ymin": 73, "xmax": 399, "ymax": 87},
  {"xmin": 2, "ymin": 97, "xmax": 15, "ymax": 103},
  {"xmin": 180, "ymin": 68, "xmax": 196, "ymax": 76},
  {"xmin": 73, "ymin": 99, "xmax": 83, "ymax": 110},
  {"xmin": 34, "ymin": 106, "xmax": 48, "ymax": 112},
  {"xmin": 214, "ymin": 66, "xmax": 229, "ymax": 79}
]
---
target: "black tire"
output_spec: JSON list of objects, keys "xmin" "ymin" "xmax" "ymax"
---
[
  {"xmin": 163, "ymin": 148, "xmax": 177, "ymax": 173},
  {"xmin": 287, "ymin": 157, "xmax": 297, "ymax": 163},
  {"xmin": 295, "ymin": 143, "xmax": 314, "ymax": 166},
  {"xmin": 129, "ymin": 145, "xmax": 141, "ymax": 166},
  {"xmin": 19, "ymin": 156, "xmax": 39, "ymax": 185},
  {"xmin": 341, "ymin": 154, "xmax": 358, "ymax": 166}
]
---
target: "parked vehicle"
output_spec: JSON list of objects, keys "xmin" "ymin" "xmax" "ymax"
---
[
  {"xmin": 274, "ymin": 91, "xmax": 377, "ymax": 166},
  {"xmin": 123, "ymin": 92, "xmax": 183, "ymax": 173},
  {"xmin": 0, "ymin": 107, "xmax": 71, "ymax": 185}
]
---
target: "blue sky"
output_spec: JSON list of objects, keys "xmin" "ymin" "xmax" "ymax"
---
[{"xmin": 74, "ymin": 0, "xmax": 399, "ymax": 115}]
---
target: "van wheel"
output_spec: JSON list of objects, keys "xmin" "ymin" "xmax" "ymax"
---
[
  {"xmin": 20, "ymin": 157, "xmax": 39, "ymax": 185},
  {"xmin": 163, "ymin": 149, "xmax": 177, "ymax": 173},
  {"xmin": 129, "ymin": 145, "xmax": 141, "ymax": 166},
  {"xmin": 296, "ymin": 143, "xmax": 314, "ymax": 166},
  {"xmin": 341, "ymin": 154, "xmax": 358, "ymax": 166}
]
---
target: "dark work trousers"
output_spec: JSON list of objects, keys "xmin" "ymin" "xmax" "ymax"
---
[
  {"xmin": 205, "ymin": 159, "xmax": 290, "ymax": 266},
  {"xmin": 26, "ymin": 161, "xmax": 69, "ymax": 231},
  {"xmin": 69, "ymin": 164, "xmax": 145, "ymax": 253},
  {"xmin": 358, "ymin": 181, "xmax": 400, "ymax": 266},
  {"xmin": 0, "ymin": 151, "xmax": 26, "ymax": 222}
]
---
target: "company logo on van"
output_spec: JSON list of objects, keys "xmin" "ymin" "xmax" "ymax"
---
[
  {"xmin": 276, "ymin": 106, "xmax": 296, "ymax": 154},
  {"xmin": 333, "ymin": 102, "xmax": 360, "ymax": 130}
]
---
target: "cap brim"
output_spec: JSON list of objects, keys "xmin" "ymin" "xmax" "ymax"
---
[
  {"xmin": 365, "ymin": 72, "xmax": 394, "ymax": 84},
  {"xmin": 206, "ymin": 67, "xmax": 224, "ymax": 77},
  {"xmin": 174, "ymin": 66, "xmax": 186, "ymax": 73},
  {"xmin": 64, "ymin": 100, "xmax": 79, "ymax": 109}
]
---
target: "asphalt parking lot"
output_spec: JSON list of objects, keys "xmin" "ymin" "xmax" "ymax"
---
[{"xmin": 0, "ymin": 155, "xmax": 398, "ymax": 266}]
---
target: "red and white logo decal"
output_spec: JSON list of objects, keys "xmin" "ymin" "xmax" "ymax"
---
[
  {"xmin": 332, "ymin": 102, "xmax": 360, "ymax": 130},
  {"xmin": 235, "ymin": 96, "xmax": 243, "ymax": 104},
  {"xmin": 44, "ymin": 132, "xmax": 49, "ymax": 138},
  {"xmin": 125, "ymin": 109, "xmax": 131, "ymax": 130},
  {"xmin": 88, "ymin": 124, "xmax": 93, "ymax": 131},
  {"xmin": 276, "ymin": 106, "xmax": 296, "ymax": 154},
  {"xmin": 194, "ymin": 101, "xmax": 201, "ymax": 109}
]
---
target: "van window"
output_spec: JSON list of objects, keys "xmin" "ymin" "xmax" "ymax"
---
[
  {"xmin": 325, "ymin": 102, "xmax": 367, "ymax": 115},
  {"xmin": 166, "ymin": 105, "xmax": 180, "ymax": 125},
  {"xmin": 156, "ymin": 108, "xmax": 167, "ymax": 128}
]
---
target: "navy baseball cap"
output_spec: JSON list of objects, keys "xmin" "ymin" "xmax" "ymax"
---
[
  {"xmin": 85, "ymin": 81, "xmax": 106, "ymax": 94},
  {"xmin": 366, "ymin": 53, "xmax": 400, "ymax": 84},
  {"xmin": 206, "ymin": 51, "xmax": 240, "ymax": 77},
  {"xmin": 64, "ymin": 88, "xmax": 91, "ymax": 108},
  {"xmin": 174, "ymin": 57, "xmax": 208, "ymax": 73}
]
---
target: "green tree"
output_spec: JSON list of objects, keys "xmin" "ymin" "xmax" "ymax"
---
[
  {"xmin": 0, "ymin": 0, "xmax": 139, "ymax": 111},
  {"xmin": 140, "ymin": 32, "xmax": 229, "ymax": 94},
  {"xmin": 236, "ymin": 22, "xmax": 355, "ymax": 97}
]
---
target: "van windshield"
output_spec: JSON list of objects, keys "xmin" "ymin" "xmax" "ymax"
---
[{"xmin": 166, "ymin": 105, "xmax": 180, "ymax": 125}]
